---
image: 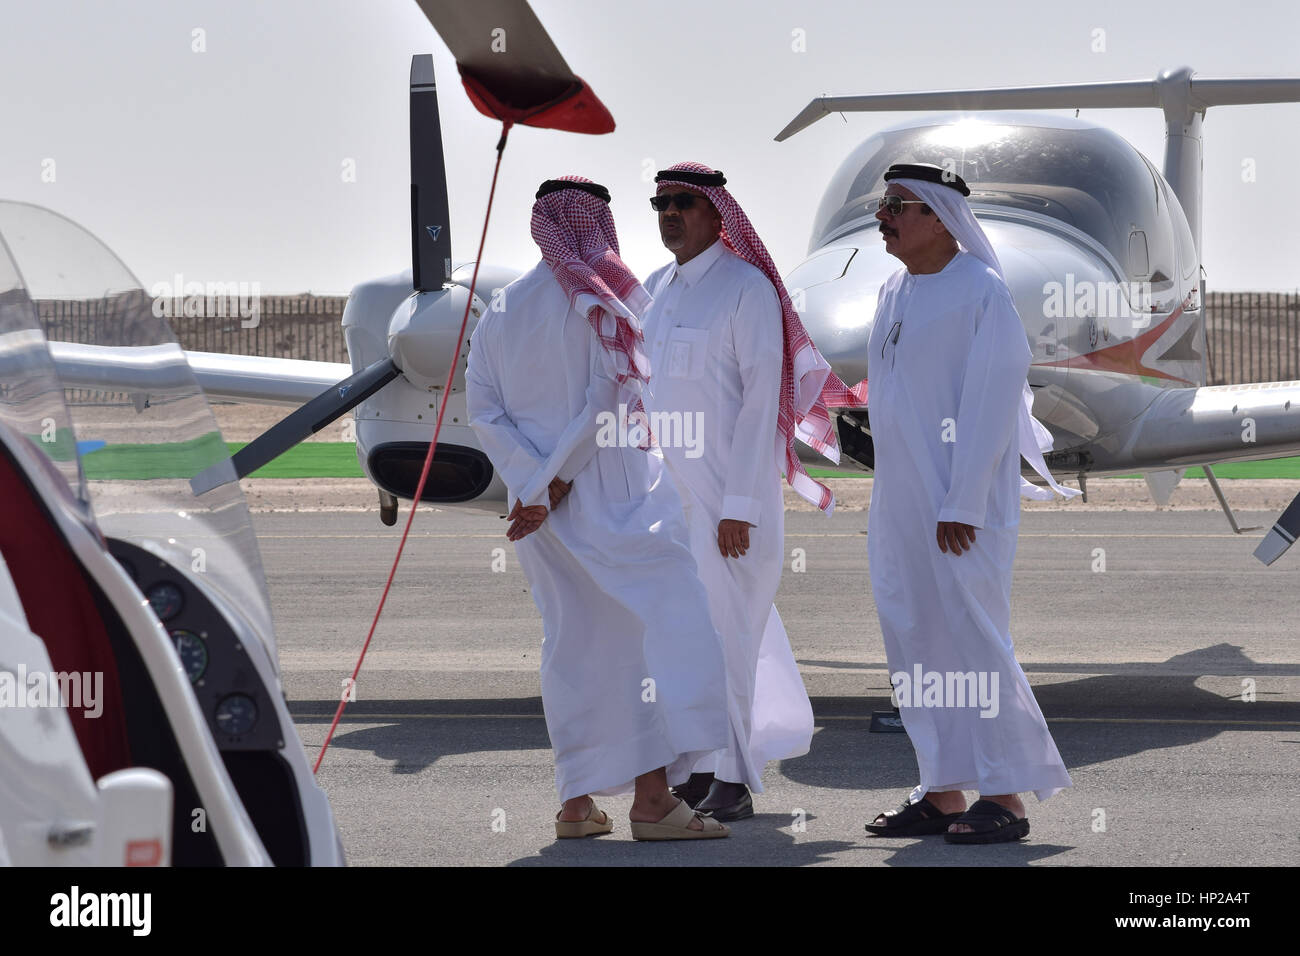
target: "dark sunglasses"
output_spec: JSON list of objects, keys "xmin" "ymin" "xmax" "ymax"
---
[
  {"xmin": 876, "ymin": 196, "xmax": 930, "ymax": 216},
  {"xmin": 650, "ymin": 192, "xmax": 709, "ymax": 212}
]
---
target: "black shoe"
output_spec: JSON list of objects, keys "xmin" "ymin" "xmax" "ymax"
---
[
  {"xmin": 670, "ymin": 772, "xmax": 714, "ymax": 809},
  {"xmin": 695, "ymin": 780, "xmax": 753, "ymax": 821}
]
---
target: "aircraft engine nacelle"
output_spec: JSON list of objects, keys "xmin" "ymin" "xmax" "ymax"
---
[{"xmin": 342, "ymin": 266, "xmax": 515, "ymax": 511}]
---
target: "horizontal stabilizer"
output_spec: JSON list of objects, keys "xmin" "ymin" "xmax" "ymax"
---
[{"xmin": 776, "ymin": 72, "xmax": 1300, "ymax": 140}]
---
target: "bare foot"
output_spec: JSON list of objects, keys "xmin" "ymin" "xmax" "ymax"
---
[
  {"xmin": 947, "ymin": 793, "xmax": 1025, "ymax": 834},
  {"xmin": 557, "ymin": 795, "xmax": 607, "ymax": 824}
]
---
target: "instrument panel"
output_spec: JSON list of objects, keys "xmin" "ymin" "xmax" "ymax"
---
[{"xmin": 109, "ymin": 539, "xmax": 283, "ymax": 752}]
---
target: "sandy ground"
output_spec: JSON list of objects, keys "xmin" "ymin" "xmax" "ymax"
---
[{"xmin": 210, "ymin": 402, "xmax": 348, "ymax": 443}]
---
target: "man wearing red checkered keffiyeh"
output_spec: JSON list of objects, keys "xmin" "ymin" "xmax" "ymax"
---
[
  {"xmin": 655, "ymin": 161, "xmax": 868, "ymax": 515},
  {"xmin": 530, "ymin": 175, "xmax": 653, "ymax": 440},
  {"xmin": 638, "ymin": 161, "xmax": 854, "ymax": 819},
  {"xmin": 465, "ymin": 176, "xmax": 738, "ymax": 841}
]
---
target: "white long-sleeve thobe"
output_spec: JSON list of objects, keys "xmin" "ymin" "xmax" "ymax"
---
[
  {"xmin": 865, "ymin": 251, "xmax": 1072, "ymax": 802},
  {"xmin": 466, "ymin": 261, "xmax": 732, "ymax": 802},
  {"xmin": 641, "ymin": 239, "xmax": 814, "ymax": 791}
]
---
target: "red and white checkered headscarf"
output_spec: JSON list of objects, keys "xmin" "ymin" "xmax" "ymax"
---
[
  {"xmin": 531, "ymin": 176, "xmax": 652, "ymax": 440},
  {"xmin": 656, "ymin": 161, "xmax": 868, "ymax": 515}
]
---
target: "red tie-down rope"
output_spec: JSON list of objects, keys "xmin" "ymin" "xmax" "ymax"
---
[{"xmin": 314, "ymin": 121, "xmax": 513, "ymax": 773}]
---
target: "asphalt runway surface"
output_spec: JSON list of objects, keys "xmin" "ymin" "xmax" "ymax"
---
[{"xmin": 257, "ymin": 506, "xmax": 1300, "ymax": 867}]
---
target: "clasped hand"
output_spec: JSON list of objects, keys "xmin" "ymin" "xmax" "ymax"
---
[{"xmin": 506, "ymin": 478, "xmax": 573, "ymax": 541}]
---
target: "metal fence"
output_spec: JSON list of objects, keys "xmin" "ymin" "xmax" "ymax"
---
[
  {"xmin": 1206, "ymin": 290, "xmax": 1300, "ymax": 385},
  {"xmin": 36, "ymin": 290, "xmax": 1300, "ymax": 388},
  {"xmin": 39, "ymin": 294, "xmax": 351, "ymax": 364}
]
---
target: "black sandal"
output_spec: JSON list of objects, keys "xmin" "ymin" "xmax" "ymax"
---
[
  {"xmin": 943, "ymin": 799, "xmax": 1030, "ymax": 844},
  {"xmin": 864, "ymin": 797, "xmax": 964, "ymax": 836}
]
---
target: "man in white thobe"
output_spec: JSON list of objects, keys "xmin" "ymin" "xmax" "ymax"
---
[
  {"xmin": 641, "ymin": 162, "xmax": 867, "ymax": 820},
  {"xmin": 465, "ymin": 176, "xmax": 731, "ymax": 841},
  {"xmin": 861, "ymin": 163, "xmax": 1078, "ymax": 844}
]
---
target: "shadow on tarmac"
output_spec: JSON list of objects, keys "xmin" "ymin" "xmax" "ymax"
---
[{"xmin": 291, "ymin": 644, "xmax": 1295, "ymax": 799}]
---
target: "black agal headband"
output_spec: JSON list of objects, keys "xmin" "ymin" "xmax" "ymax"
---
[
  {"xmin": 883, "ymin": 163, "xmax": 970, "ymax": 197},
  {"xmin": 535, "ymin": 179, "xmax": 612, "ymax": 203},
  {"xmin": 654, "ymin": 168, "xmax": 727, "ymax": 188}
]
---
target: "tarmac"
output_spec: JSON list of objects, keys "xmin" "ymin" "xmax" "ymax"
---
[{"xmin": 250, "ymin": 482, "xmax": 1300, "ymax": 867}]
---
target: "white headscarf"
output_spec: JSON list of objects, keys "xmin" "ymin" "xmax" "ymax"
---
[{"xmin": 888, "ymin": 176, "xmax": 1080, "ymax": 502}]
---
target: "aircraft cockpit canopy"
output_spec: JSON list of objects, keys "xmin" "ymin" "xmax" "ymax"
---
[{"xmin": 811, "ymin": 116, "xmax": 1197, "ymax": 301}]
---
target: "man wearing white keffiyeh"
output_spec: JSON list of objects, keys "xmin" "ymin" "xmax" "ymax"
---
[{"xmin": 861, "ymin": 163, "xmax": 1078, "ymax": 845}]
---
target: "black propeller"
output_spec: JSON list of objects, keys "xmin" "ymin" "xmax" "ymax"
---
[
  {"xmin": 191, "ymin": 358, "xmax": 398, "ymax": 495},
  {"xmin": 410, "ymin": 54, "xmax": 452, "ymax": 291},
  {"xmin": 1253, "ymin": 491, "xmax": 1300, "ymax": 565},
  {"xmin": 192, "ymin": 54, "xmax": 456, "ymax": 495}
]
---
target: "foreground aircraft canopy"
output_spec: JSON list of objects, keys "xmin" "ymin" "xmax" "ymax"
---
[{"xmin": 0, "ymin": 201, "xmax": 342, "ymax": 865}]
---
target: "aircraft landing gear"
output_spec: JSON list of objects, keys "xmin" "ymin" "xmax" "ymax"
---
[{"xmin": 379, "ymin": 490, "xmax": 398, "ymax": 526}]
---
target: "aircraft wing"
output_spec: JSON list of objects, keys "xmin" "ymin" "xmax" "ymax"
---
[
  {"xmin": 48, "ymin": 342, "xmax": 351, "ymax": 407},
  {"xmin": 1086, "ymin": 380, "xmax": 1300, "ymax": 473}
]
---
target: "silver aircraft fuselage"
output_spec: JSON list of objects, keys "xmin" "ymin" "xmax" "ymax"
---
[{"xmin": 794, "ymin": 113, "xmax": 1203, "ymax": 475}]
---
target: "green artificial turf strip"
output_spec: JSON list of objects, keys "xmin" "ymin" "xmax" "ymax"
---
[
  {"xmin": 227, "ymin": 442, "xmax": 364, "ymax": 478},
  {"xmin": 67, "ymin": 441, "xmax": 1300, "ymax": 482},
  {"xmin": 78, "ymin": 432, "xmax": 228, "ymax": 479},
  {"xmin": 810, "ymin": 458, "xmax": 1300, "ymax": 481}
]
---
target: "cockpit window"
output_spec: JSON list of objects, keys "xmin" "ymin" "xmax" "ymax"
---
[{"xmin": 811, "ymin": 119, "xmax": 1183, "ymax": 293}]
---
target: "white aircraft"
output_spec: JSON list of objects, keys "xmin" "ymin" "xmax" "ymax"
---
[
  {"xmin": 0, "ymin": 201, "xmax": 343, "ymax": 865},
  {"xmin": 43, "ymin": 6, "xmax": 1300, "ymax": 568}
]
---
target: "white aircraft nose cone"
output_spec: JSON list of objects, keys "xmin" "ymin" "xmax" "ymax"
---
[{"xmin": 387, "ymin": 285, "xmax": 484, "ymax": 392}]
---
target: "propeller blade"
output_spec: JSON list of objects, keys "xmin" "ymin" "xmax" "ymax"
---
[
  {"xmin": 410, "ymin": 54, "xmax": 453, "ymax": 292},
  {"xmin": 191, "ymin": 357, "xmax": 399, "ymax": 495},
  {"xmin": 413, "ymin": 0, "xmax": 614, "ymax": 134},
  {"xmin": 1253, "ymin": 490, "xmax": 1300, "ymax": 565}
]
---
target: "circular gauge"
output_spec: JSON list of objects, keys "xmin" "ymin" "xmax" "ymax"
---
[
  {"xmin": 146, "ymin": 581, "xmax": 184, "ymax": 621},
  {"xmin": 170, "ymin": 629, "xmax": 208, "ymax": 683},
  {"xmin": 215, "ymin": 694, "xmax": 258, "ymax": 737}
]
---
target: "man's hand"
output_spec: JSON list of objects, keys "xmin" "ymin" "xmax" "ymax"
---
[
  {"xmin": 548, "ymin": 477, "xmax": 573, "ymax": 510},
  {"xmin": 717, "ymin": 519, "xmax": 753, "ymax": 559},
  {"xmin": 936, "ymin": 521, "xmax": 977, "ymax": 556},
  {"xmin": 506, "ymin": 498, "xmax": 548, "ymax": 541}
]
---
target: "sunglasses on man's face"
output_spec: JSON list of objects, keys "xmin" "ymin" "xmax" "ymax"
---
[
  {"xmin": 876, "ymin": 196, "xmax": 930, "ymax": 216},
  {"xmin": 650, "ymin": 192, "xmax": 709, "ymax": 212}
]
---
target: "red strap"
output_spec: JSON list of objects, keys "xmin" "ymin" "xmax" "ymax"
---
[{"xmin": 314, "ymin": 123, "xmax": 513, "ymax": 773}]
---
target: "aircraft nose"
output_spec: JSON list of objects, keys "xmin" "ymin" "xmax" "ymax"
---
[{"xmin": 784, "ymin": 243, "xmax": 891, "ymax": 389}]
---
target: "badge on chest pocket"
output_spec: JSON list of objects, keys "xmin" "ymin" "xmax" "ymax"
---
[{"xmin": 665, "ymin": 327, "xmax": 709, "ymax": 379}]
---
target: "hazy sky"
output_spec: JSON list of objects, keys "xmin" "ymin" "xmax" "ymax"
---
[{"xmin": 2, "ymin": 0, "xmax": 1297, "ymax": 293}]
